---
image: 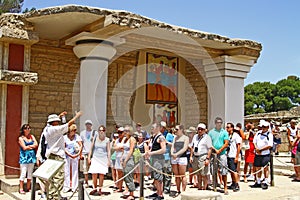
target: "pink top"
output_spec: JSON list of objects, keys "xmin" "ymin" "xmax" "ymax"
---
[{"xmin": 292, "ymin": 140, "xmax": 299, "ymax": 155}]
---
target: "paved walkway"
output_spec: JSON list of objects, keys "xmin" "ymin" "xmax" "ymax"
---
[
  {"xmin": 5, "ymin": 153, "xmax": 299, "ymax": 200},
  {"xmin": 8, "ymin": 174, "xmax": 300, "ymax": 200}
]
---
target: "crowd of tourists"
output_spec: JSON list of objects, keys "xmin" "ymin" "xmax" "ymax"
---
[{"xmin": 17, "ymin": 112, "xmax": 300, "ymax": 200}]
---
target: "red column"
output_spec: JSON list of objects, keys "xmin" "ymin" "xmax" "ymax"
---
[{"xmin": 5, "ymin": 44, "xmax": 24, "ymax": 175}]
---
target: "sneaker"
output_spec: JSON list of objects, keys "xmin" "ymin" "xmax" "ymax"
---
[
  {"xmin": 62, "ymin": 188, "xmax": 70, "ymax": 193},
  {"xmin": 153, "ymin": 196, "xmax": 162, "ymax": 200},
  {"xmin": 163, "ymin": 189, "xmax": 170, "ymax": 194},
  {"xmin": 261, "ymin": 183, "xmax": 268, "ymax": 190},
  {"xmin": 228, "ymin": 183, "xmax": 235, "ymax": 190},
  {"xmin": 136, "ymin": 186, "xmax": 140, "ymax": 191},
  {"xmin": 250, "ymin": 182, "xmax": 261, "ymax": 188},
  {"xmin": 233, "ymin": 184, "xmax": 240, "ymax": 192},
  {"xmin": 41, "ymin": 193, "xmax": 46, "ymax": 199},
  {"xmin": 146, "ymin": 193, "xmax": 158, "ymax": 198}
]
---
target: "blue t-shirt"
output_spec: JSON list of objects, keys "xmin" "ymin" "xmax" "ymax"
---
[
  {"xmin": 208, "ymin": 128, "xmax": 229, "ymax": 155},
  {"xmin": 164, "ymin": 133, "xmax": 174, "ymax": 160}
]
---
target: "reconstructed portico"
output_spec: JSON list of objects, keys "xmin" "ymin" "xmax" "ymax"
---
[{"xmin": 0, "ymin": 5, "xmax": 261, "ymax": 175}]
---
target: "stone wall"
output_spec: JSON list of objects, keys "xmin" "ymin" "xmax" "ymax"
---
[
  {"xmin": 29, "ymin": 40, "xmax": 80, "ymax": 139},
  {"xmin": 184, "ymin": 59, "xmax": 208, "ymax": 127},
  {"xmin": 29, "ymin": 41, "xmax": 139, "ymax": 138},
  {"xmin": 28, "ymin": 42, "xmax": 208, "ymax": 138},
  {"xmin": 106, "ymin": 51, "xmax": 139, "ymax": 134}
]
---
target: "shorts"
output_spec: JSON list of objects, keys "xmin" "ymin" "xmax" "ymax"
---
[
  {"xmin": 295, "ymin": 151, "xmax": 300, "ymax": 165},
  {"xmin": 152, "ymin": 159, "xmax": 164, "ymax": 182},
  {"xmin": 171, "ymin": 157, "xmax": 188, "ymax": 165},
  {"xmin": 192, "ymin": 155, "xmax": 210, "ymax": 176},
  {"xmin": 227, "ymin": 157, "xmax": 237, "ymax": 172},
  {"xmin": 110, "ymin": 159, "xmax": 116, "ymax": 168},
  {"xmin": 274, "ymin": 137, "xmax": 281, "ymax": 144},
  {"xmin": 80, "ymin": 154, "xmax": 90, "ymax": 174},
  {"xmin": 217, "ymin": 154, "xmax": 228, "ymax": 175},
  {"xmin": 254, "ymin": 154, "xmax": 270, "ymax": 167},
  {"xmin": 115, "ymin": 156, "xmax": 123, "ymax": 170},
  {"xmin": 291, "ymin": 153, "xmax": 296, "ymax": 159}
]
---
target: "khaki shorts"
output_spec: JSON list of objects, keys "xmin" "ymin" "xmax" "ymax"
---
[
  {"xmin": 80, "ymin": 154, "xmax": 90, "ymax": 174},
  {"xmin": 192, "ymin": 154, "xmax": 210, "ymax": 176}
]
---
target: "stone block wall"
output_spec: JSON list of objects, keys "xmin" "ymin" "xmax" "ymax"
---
[
  {"xmin": 184, "ymin": 59, "xmax": 208, "ymax": 128},
  {"xmin": 28, "ymin": 43, "xmax": 208, "ymax": 138},
  {"xmin": 29, "ymin": 40, "xmax": 80, "ymax": 139},
  {"xmin": 106, "ymin": 51, "xmax": 139, "ymax": 134}
]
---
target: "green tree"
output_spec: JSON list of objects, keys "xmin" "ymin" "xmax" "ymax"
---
[
  {"xmin": 0, "ymin": 0, "xmax": 24, "ymax": 14},
  {"xmin": 244, "ymin": 76, "xmax": 300, "ymax": 115}
]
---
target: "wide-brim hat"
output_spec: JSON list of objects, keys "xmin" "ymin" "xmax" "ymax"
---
[
  {"xmin": 47, "ymin": 114, "xmax": 61, "ymax": 123},
  {"xmin": 186, "ymin": 126, "xmax": 197, "ymax": 133}
]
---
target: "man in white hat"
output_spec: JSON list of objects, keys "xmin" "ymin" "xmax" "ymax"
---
[
  {"xmin": 251, "ymin": 120, "xmax": 273, "ymax": 190},
  {"xmin": 80, "ymin": 120, "xmax": 97, "ymax": 188},
  {"xmin": 41, "ymin": 111, "xmax": 82, "ymax": 200},
  {"xmin": 190, "ymin": 123, "xmax": 212, "ymax": 190}
]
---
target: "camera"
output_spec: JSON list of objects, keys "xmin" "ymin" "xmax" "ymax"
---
[{"xmin": 194, "ymin": 147, "xmax": 198, "ymax": 153}]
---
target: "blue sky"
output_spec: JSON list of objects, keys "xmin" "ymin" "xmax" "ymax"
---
[{"xmin": 23, "ymin": 0, "xmax": 300, "ymax": 85}]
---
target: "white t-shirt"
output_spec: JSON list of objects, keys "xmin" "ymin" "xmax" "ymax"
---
[
  {"xmin": 64, "ymin": 134, "xmax": 82, "ymax": 156},
  {"xmin": 80, "ymin": 130, "xmax": 96, "ymax": 155},
  {"xmin": 191, "ymin": 134, "xmax": 212, "ymax": 156},
  {"xmin": 253, "ymin": 130, "xmax": 273, "ymax": 155},
  {"xmin": 227, "ymin": 132, "xmax": 242, "ymax": 158},
  {"xmin": 43, "ymin": 123, "xmax": 69, "ymax": 159}
]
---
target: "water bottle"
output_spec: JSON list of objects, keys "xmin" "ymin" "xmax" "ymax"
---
[{"xmin": 62, "ymin": 115, "xmax": 66, "ymax": 124}]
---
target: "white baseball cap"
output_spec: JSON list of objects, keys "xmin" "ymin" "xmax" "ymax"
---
[
  {"xmin": 85, "ymin": 120, "xmax": 93, "ymax": 125},
  {"xmin": 197, "ymin": 123, "xmax": 206, "ymax": 129},
  {"xmin": 160, "ymin": 121, "xmax": 167, "ymax": 128}
]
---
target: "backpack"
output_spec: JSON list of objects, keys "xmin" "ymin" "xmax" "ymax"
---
[{"xmin": 40, "ymin": 134, "xmax": 47, "ymax": 161}]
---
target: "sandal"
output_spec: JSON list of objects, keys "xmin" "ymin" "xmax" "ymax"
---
[
  {"xmin": 170, "ymin": 191, "xmax": 181, "ymax": 197},
  {"xmin": 89, "ymin": 189, "xmax": 97, "ymax": 195},
  {"xmin": 19, "ymin": 189, "xmax": 26, "ymax": 194},
  {"xmin": 114, "ymin": 189, "xmax": 124, "ymax": 193},
  {"xmin": 126, "ymin": 196, "xmax": 135, "ymax": 200}
]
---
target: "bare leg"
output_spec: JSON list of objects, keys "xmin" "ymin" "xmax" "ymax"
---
[
  {"xmin": 19, "ymin": 180, "xmax": 24, "ymax": 191},
  {"xmin": 26, "ymin": 179, "xmax": 31, "ymax": 191},
  {"xmin": 203, "ymin": 175, "xmax": 208, "ymax": 190},
  {"xmin": 243, "ymin": 162, "xmax": 249, "ymax": 182},
  {"xmin": 178, "ymin": 165, "xmax": 187, "ymax": 191},
  {"xmin": 92, "ymin": 174, "xmax": 98, "ymax": 189},
  {"xmin": 172, "ymin": 164, "xmax": 180, "ymax": 192},
  {"xmin": 222, "ymin": 175, "xmax": 228, "ymax": 193}
]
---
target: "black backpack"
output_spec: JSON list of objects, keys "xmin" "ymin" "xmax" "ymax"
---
[{"xmin": 40, "ymin": 134, "xmax": 47, "ymax": 161}]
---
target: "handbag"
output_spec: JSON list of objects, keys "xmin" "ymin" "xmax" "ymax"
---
[
  {"xmin": 133, "ymin": 148, "xmax": 142, "ymax": 164},
  {"xmin": 243, "ymin": 140, "xmax": 250, "ymax": 150}
]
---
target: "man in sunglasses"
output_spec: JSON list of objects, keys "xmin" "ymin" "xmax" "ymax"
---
[
  {"xmin": 251, "ymin": 120, "xmax": 273, "ymax": 190},
  {"xmin": 190, "ymin": 123, "xmax": 212, "ymax": 190},
  {"xmin": 208, "ymin": 117, "xmax": 229, "ymax": 195}
]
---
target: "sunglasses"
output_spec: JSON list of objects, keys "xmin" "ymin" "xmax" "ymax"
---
[
  {"xmin": 226, "ymin": 126, "xmax": 231, "ymax": 129},
  {"xmin": 198, "ymin": 128, "xmax": 204, "ymax": 131},
  {"xmin": 99, "ymin": 129, "xmax": 106, "ymax": 132},
  {"xmin": 262, "ymin": 126, "xmax": 268, "ymax": 128},
  {"xmin": 25, "ymin": 127, "xmax": 31, "ymax": 130}
]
